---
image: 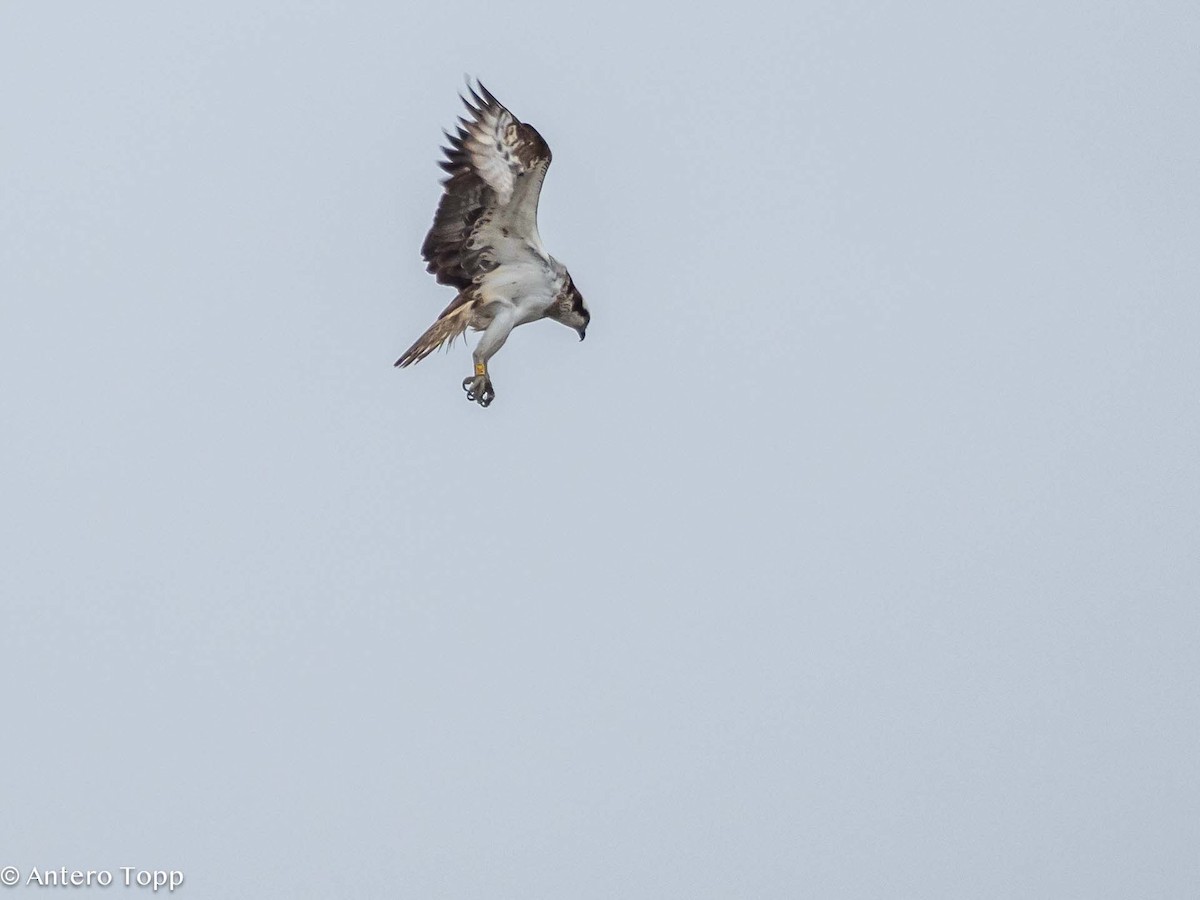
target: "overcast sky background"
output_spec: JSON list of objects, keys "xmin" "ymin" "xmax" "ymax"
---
[{"xmin": 2, "ymin": 1, "xmax": 1198, "ymax": 897}]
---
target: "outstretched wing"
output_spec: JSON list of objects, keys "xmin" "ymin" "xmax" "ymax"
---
[{"xmin": 420, "ymin": 82, "xmax": 553, "ymax": 289}]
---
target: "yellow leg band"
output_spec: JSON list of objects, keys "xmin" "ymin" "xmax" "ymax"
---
[{"xmin": 474, "ymin": 361, "xmax": 487, "ymax": 377}]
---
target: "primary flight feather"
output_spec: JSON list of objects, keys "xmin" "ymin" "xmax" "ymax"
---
[{"xmin": 395, "ymin": 81, "xmax": 589, "ymax": 408}]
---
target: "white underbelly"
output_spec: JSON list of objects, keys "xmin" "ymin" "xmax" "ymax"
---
[{"xmin": 475, "ymin": 260, "xmax": 558, "ymax": 324}]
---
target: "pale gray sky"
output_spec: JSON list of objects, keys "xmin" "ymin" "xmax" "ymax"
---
[{"xmin": 2, "ymin": 1, "xmax": 1198, "ymax": 898}]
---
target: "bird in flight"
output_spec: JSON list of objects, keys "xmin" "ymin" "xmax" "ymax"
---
[{"xmin": 395, "ymin": 81, "xmax": 589, "ymax": 408}]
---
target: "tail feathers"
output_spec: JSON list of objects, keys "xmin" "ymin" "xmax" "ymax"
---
[{"xmin": 394, "ymin": 300, "xmax": 476, "ymax": 368}]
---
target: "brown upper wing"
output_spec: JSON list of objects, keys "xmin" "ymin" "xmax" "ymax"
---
[{"xmin": 420, "ymin": 82, "xmax": 553, "ymax": 289}]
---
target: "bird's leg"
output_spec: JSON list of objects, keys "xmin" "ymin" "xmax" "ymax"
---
[
  {"xmin": 462, "ymin": 308, "xmax": 514, "ymax": 408},
  {"xmin": 462, "ymin": 359, "xmax": 494, "ymax": 407}
]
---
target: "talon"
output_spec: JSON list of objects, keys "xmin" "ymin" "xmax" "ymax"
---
[{"xmin": 462, "ymin": 374, "xmax": 495, "ymax": 408}]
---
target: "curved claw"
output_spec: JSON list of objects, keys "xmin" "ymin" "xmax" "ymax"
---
[{"xmin": 462, "ymin": 375, "xmax": 495, "ymax": 408}]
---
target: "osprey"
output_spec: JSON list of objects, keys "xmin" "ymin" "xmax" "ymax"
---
[{"xmin": 395, "ymin": 81, "xmax": 589, "ymax": 408}]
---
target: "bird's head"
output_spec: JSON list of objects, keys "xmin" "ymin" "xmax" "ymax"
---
[{"xmin": 567, "ymin": 281, "xmax": 589, "ymax": 341}]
